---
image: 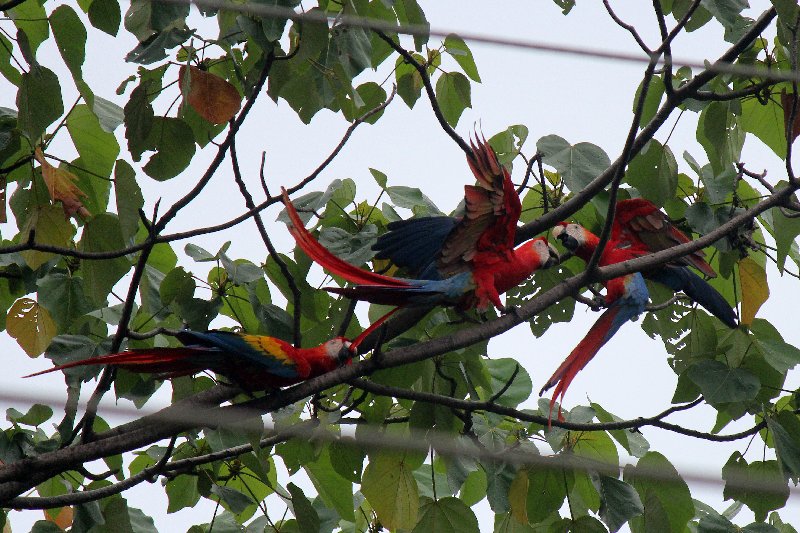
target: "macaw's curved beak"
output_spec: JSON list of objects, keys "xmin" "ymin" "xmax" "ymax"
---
[
  {"xmin": 339, "ymin": 341, "xmax": 355, "ymax": 363},
  {"xmin": 545, "ymin": 242, "xmax": 560, "ymax": 268},
  {"xmin": 555, "ymin": 230, "xmax": 579, "ymax": 253}
]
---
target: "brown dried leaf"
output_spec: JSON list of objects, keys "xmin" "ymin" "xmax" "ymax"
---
[
  {"xmin": 180, "ymin": 65, "xmax": 242, "ymax": 124},
  {"xmin": 781, "ymin": 89, "xmax": 800, "ymax": 145},
  {"xmin": 33, "ymin": 147, "xmax": 90, "ymax": 219},
  {"xmin": 45, "ymin": 507, "xmax": 74, "ymax": 530}
]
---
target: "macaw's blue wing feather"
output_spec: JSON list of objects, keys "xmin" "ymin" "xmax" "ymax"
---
[
  {"xmin": 175, "ymin": 330, "xmax": 301, "ymax": 379},
  {"xmin": 372, "ymin": 216, "xmax": 458, "ymax": 279},
  {"xmin": 646, "ymin": 266, "xmax": 738, "ymax": 328}
]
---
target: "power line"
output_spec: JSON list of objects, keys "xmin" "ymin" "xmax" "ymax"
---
[
  {"xmin": 156, "ymin": 0, "xmax": 794, "ymax": 83},
  {"xmin": 0, "ymin": 388, "xmax": 797, "ymax": 496}
]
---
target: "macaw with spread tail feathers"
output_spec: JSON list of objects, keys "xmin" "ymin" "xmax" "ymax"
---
[
  {"xmin": 282, "ymin": 137, "xmax": 557, "ymax": 312},
  {"xmin": 25, "ymin": 317, "xmax": 391, "ymax": 388},
  {"xmin": 612, "ymin": 199, "xmax": 738, "ymax": 328},
  {"xmin": 542, "ymin": 222, "xmax": 649, "ymax": 421}
]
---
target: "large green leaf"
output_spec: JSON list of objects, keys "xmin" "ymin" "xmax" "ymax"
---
[
  {"xmin": 444, "ymin": 34, "xmax": 481, "ymax": 82},
  {"xmin": 37, "ymin": 273, "xmax": 91, "ymax": 332},
  {"xmin": 526, "ymin": 460, "xmax": 569, "ymax": 523},
  {"xmin": 486, "ymin": 358, "xmax": 532, "ymax": 408},
  {"xmin": 304, "ymin": 446, "xmax": 355, "ymax": 522},
  {"xmin": 625, "ymin": 139, "xmax": 677, "ymax": 207},
  {"xmin": 740, "ymin": 97, "xmax": 786, "ymax": 159},
  {"xmin": 413, "ymin": 497, "xmax": 480, "ymax": 533},
  {"xmin": 141, "ymin": 117, "xmax": 196, "ymax": 180},
  {"xmin": 624, "ymin": 452, "xmax": 693, "ymax": 533},
  {"xmin": 767, "ymin": 412, "xmax": 800, "ymax": 483},
  {"xmin": 114, "ymin": 160, "xmax": 144, "ymax": 241},
  {"xmin": 537, "ymin": 135, "xmax": 611, "ymax": 194},
  {"xmin": 50, "ymin": 5, "xmax": 87, "ymax": 83},
  {"xmin": 67, "ymin": 105, "xmax": 120, "ymax": 178},
  {"xmin": 722, "ymin": 452, "xmax": 789, "ymax": 521},
  {"xmin": 687, "ymin": 359, "xmax": 760, "ymax": 405},
  {"xmin": 88, "ymin": 0, "xmax": 122, "ymax": 36},
  {"xmin": 78, "ymin": 214, "xmax": 131, "ymax": 304},
  {"xmin": 435, "ymin": 71, "xmax": 471, "ymax": 127},
  {"xmin": 361, "ymin": 451, "xmax": 420, "ymax": 530},
  {"xmin": 16, "ymin": 65, "xmax": 64, "ymax": 142},
  {"xmin": 596, "ymin": 476, "xmax": 644, "ymax": 532},
  {"xmin": 9, "ymin": 1, "xmax": 49, "ymax": 57},
  {"xmin": 20, "ymin": 205, "xmax": 77, "ymax": 270}
]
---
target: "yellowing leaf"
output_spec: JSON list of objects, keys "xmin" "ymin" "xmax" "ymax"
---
[
  {"xmin": 180, "ymin": 65, "xmax": 241, "ymax": 124},
  {"xmin": 7, "ymin": 297, "xmax": 57, "ymax": 357},
  {"xmin": 45, "ymin": 506, "xmax": 73, "ymax": 530},
  {"xmin": 508, "ymin": 468, "xmax": 529, "ymax": 524},
  {"xmin": 739, "ymin": 256, "xmax": 769, "ymax": 326},
  {"xmin": 19, "ymin": 204, "xmax": 77, "ymax": 270},
  {"xmin": 361, "ymin": 452, "xmax": 419, "ymax": 530},
  {"xmin": 33, "ymin": 147, "xmax": 90, "ymax": 219}
]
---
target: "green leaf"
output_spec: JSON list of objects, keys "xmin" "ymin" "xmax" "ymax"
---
[
  {"xmin": 142, "ymin": 117, "xmax": 196, "ymax": 180},
  {"xmin": 67, "ymin": 104, "xmax": 120, "ymax": 178},
  {"xmin": 486, "ymin": 358, "xmax": 532, "ymax": 408},
  {"xmin": 128, "ymin": 507, "xmax": 158, "ymax": 533},
  {"xmin": 687, "ymin": 359, "xmax": 760, "ymax": 405},
  {"xmin": 444, "ymin": 34, "xmax": 481, "ymax": 82},
  {"xmin": 304, "ymin": 446, "xmax": 355, "ymax": 521},
  {"xmin": 361, "ymin": 451, "xmax": 420, "ymax": 530},
  {"xmin": 624, "ymin": 452, "xmax": 693, "ymax": 533},
  {"xmin": 625, "ymin": 139, "xmax": 677, "ymax": 207},
  {"xmin": 635, "ymin": 76, "xmax": 665, "ymax": 127},
  {"xmin": 50, "ymin": 5, "xmax": 87, "ymax": 82},
  {"xmin": 537, "ymin": 135, "xmax": 611, "ymax": 193},
  {"xmin": 79, "ymin": 214, "xmax": 131, "ymax": 304},
  {"xmin": 771, "ymin": 203, "xmax": 800, "ymax": 272},
  {"xmin": 6, "ymin": 403, "xmax": 53, "ymax": 426},
  {"xmin": 328, "ymin": 440, "xmax": 364, "ymax": 482},
  {"xmin": 722, "ymin": 452, "xmax": 789, "ymax": 521},
  {"xmin": 318, "ymin": 224, "xmax": 378, "ymax": 265},
  {"xmin": 754, "ymin": 337, "xmax": 800, "ymax": 374},
  {"xmin": 413, "ymin": 497, "xmax": 480, "ymax": 533},
  {"xmin": 395, "ymin": 54, "xmax": 424, "ymax": 108},
  {"xmin": 89, "ymin": 0, "xmax": 122, "ymax": 36},
  {"xmin": 740, "ymin": 97, "xmax": 786, "ymax": 159},
  {"xmin": 385, "ymin": 185, "xmax": 442, "ymax": 215},
  {"xmin": 574, "ymin": 430, "xmax": 619, "ymax": 468},
  {"xmin": 210, "ymin": 484, "xmax": 255, "ymax": 515},
  {"xmin": 92, "ymin": 95, "xmax": 124, "ymax": 133},
  {"xmin": 16, "ymin": 65, "xmax": 64, "ymax": 142},
  {"xmin": 37, "ymin": 273, "xmax": 91, "ymax": 332},
  {"xmin": 767, "ymin": 413, "xmax": 800, "ymax": 483},
  {"xmin": 9, "ymin": 1, "xmax": 49, "ymax": 57},
  {"xmin": 287, "ymin": 482, "xmax": 320, "ymax": 533},
  {"xmin": 114, "ymin": 160, "xmax": 144, "ymax": 241},
  {"xmin": 526, "ymin": 461, "xmax": 568, "ymax": 523},
  {"xmin": 697, "ymin": 101, "xmax": 744, "ymax": 175},
  {"xmin": 596, "ymin": 476, "xmax": 644, "ymax": 532},
  {"xmin": 125, "ymin": 84, "xmax": 154, "ymax": 159},
  {"xmin": 435, "ymin": 71, "xmax": 471, "ymax": 127},
  {"xmin": 591, "ymin": 402, "xmax": 650, "ymax": 458},
  {"xmin": 166, "ymin": 475, "xmax": 200, "ymax": 513},
  {"xmin": 0, "ymin": 33, "xmax": 22, "ymax": 86}
]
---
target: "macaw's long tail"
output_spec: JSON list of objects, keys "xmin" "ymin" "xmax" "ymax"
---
[
  {"xmin": 372, "ymin": 216, "xmax": 457, "ymax": 279},
  {"xmin": 282, "ymin": 188, "xmax": 412, "ymax": 289},
  {"xmin": 648, "ymin": 266, "xmax": 738, "ymax": 328},
  {"xmin": 23, "ymin": 348, "xmax": 209, "ymax": 378},
  {"xmin": 540, "ymin": 301, "xmax": 638, "ymax": 423}
]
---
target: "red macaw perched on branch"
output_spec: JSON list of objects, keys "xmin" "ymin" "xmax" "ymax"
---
[
  {"xmin": 613, "ymin": 199, "xmax": 737, "ymax": 328},
  {"xmin": 543, "ymin": 223, "xmax": 649, "ymax": 421},
  {"xmin": 25, "ymin": 321, "xmax": 388, "ymax": 388},
  {"xmin": 282, "ymin": 138, "xmax": 557, "ymax": 313}
]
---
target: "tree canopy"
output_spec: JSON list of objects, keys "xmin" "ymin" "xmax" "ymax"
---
[{"xmin": 1, "ymin": 0, "xmax": 800, "ymax": 532}]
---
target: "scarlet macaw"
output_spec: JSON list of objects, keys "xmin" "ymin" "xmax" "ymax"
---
[
  {"xmin": 610, "ymin": 199, "xmax": 737, "ymax": 328},
  {"xmin": 25, "ymin": 321, "xmax": 387, "ymax": 388},
  {"xmin": 543, "ymin": 223, "xmax": 650, "ymax": 421},
  {"xmin": 283, "ymin": 138, "xmax": 558, "ymax": 313}
]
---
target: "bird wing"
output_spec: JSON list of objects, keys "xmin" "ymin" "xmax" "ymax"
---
[
  {"xmin": 437, "ymin": 137, "xmax": 521, "ymax": 277},
  {"xmin": 176, "ymin": 330, "xmax": 310, "ymax": 379},
  {"xmin": 614, "ymin": 199, "xmax": 717, "ymax": 278}
]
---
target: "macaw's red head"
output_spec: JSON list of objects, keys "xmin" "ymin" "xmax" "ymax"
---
[
  {"xmin": 524, "ymin": 236, "xmax": 559, "ymax": 268},
  {"xmin": 551, "ymin": 222, "xmax": 599, "ymax": 259},
  {"xmin": 324, "ymin": 337, "xmax": 355, "ymax": 365}
]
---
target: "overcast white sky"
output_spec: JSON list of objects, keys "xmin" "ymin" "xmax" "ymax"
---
[{"xmin": 1, "ymin": 1, "xmax": 798, "ymax": 530}]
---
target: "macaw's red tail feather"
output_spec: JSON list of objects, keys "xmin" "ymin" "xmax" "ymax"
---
[
  {"xmin": 540, "ymin": 306, "xmax": 622, "ymax": 424},
  {"xmin": 350, "ymin": 307, "xmax": 399, "ymax": 351},
  {"xmin": 325, "ymin": 284, "xmax": 444, "ymax": 306},
  {"xmin": 24, "ymin": 349, "xmax": 202, "ymax": 378},
  {"xmin": 281, "ymin": 188, "xmax": 410, "ymax": 288}
]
